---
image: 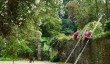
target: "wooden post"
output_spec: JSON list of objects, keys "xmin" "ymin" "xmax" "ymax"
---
[
  {"xmin": 38, "ymin": 42, "xmax": 42, "ymax": 60},
  {"xmin": 37, "ymin": 30, "xmax": 42, "ymax": 61}
]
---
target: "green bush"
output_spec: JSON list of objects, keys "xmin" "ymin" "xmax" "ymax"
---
[
  {"xmin": 104, "ymin": 18, "xmax": 110, "ymax": 31},
  {"xmin": 103, "ymin": 18, "xmax": 110, "ymax": 38},
  {"xmin": 104, "ymin": 31, "xmax": 110, "ymax": 38},
  {"xmin": 42, "ymin": 50, "xmax": 50, "ymax": 60},
  {"xmin": 82, "ymin": 21, "xmax": 104, "ymax": 39},
  {"xmin": 0, "ymin": 57, "xmax": 23, "ymax": 61},
  {"xmin": 18, "ymin": 39, "xmax": 33, "ymax": 55},
  {"xmin": 50, "ymin": 54, "xmax": 59, "ymax": 62}
]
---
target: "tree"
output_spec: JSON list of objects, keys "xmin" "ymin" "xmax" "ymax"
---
[{"xmin": 0, "ymin": 0, "xmax": 63, "ymax": 58}]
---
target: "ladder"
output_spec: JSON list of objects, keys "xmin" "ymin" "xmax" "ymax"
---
[
  {"xmin": 64, "ymin": 23, "xmax": 91, "ymax": 64},
  {"xmin": 74, "ymin": 14, "xmax": 104, "ymax": 64},
  {"xmin": 65, "ymin": 14, "xmax": 104, "ymax": 64}
]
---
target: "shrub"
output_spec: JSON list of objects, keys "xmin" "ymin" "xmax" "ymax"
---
[
  {"xmin": 104, "ymin": 18, "xmax": 110, "ymax": 31},
  {"xmin": 50, "ymin": 53, "xmax": 59, "ymax": 62}
]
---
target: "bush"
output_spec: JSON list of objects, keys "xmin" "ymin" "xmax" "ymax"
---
[
  {"xmin": 104, "ymin": 31, "xmax": 110, "ymax": 38},
  {"xmin": 103, "ymin": 18, "xmax": 110, "ymax": 38},
  {"xmin": 0, "ymin": 57, "xmax": 23, "ymax": 61},
  {"xmin": 104, "ymin": 18, "xmax": 110, "ymax": 31},
  {"xmin": 42, "ymin": 50, "xmax": 50, "ymax": 60},
  {"xmin": 50, "ymin": 54, "xmax": 59, "ymax": 62}
]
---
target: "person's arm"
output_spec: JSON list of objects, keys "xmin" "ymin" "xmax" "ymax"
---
[{"xmin": 85, "ymin": 36, "xmax": 91, "ymax": 39}]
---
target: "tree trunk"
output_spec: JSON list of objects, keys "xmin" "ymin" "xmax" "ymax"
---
[
  {"xmin": 105, "ymin": 0, "xmax": 108, "ymax": 19},
  {"xmin": 7, "ymin": 0, "xmax": 18, "ymax": 22},
  {"xmin": 95, "ymin": 0, "xmax": 99, "ymax": 16}
]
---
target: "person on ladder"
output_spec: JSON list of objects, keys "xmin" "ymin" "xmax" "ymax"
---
[
  {"xmin": 80, "ymin": 30, "xmax": 92, "ymax": 52},
  {"xmin": 72, "ymin": 31, "xmax": 79, "ymax": 41}
]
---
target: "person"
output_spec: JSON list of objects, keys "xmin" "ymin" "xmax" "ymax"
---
[
  {"xmin": 29, "ymin": 56, "xmax": 34, "ymax": 63},
  {"xmin": 83, "ymin": 31, "xmax": 92, "ymax": 41},
  {"xmin": 29, "ymin": 53, "xmax": 35, "ymax": 63},
  {"xmin": 72, "ymin": 31, "xmax": 79, "ymax": 41},
  {"xmin": 80, "ymin": 30, "xmax": 92, "ymax": 52}
]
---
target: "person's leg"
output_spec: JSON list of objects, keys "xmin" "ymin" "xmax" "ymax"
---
[
  {"xmin": 29, "ymin": 59, "xmax": 32, "ymax": 63},
  {"xmin": 33, "ymin": 57, "xmax": 35, "ymax": 62},
  {"xmin": 29, "ymin": 57, "xmax": 33, "ymax": 63}
]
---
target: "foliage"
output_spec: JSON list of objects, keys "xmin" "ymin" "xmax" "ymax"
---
[
  {"xmin": 40, "ymin": 17, "xmax": 62, "ymax": 37},
  {"xmin": 37, "ymin": 0, "xmax": 62, "ymax": 37},
  {"xmin": 49, "ymin": 33, "xmax": 71, "ymax": 49},
  {"xmin": 0, "ymin": 36, "xmax": 6, "ymax": 56},
  {"xmin": 103, "ymin": 31, "xmax": 110, "ymax": 38},
  {"xmin": 65, "ymin": 0, "xmax": 110, "ymax": 29},
  {"xmin": 57, "ymin": 33, "xmax": 71, "ymax": 40},
  {"xmin": 49, "ymin": 33, "xmax": 72, "ymax": 62},
  {"xmin": 104, "ymin": 18, "xmax": 110, "ymax": 31},
  {"xmin": 61, "ymin": 18, "xmax": 77, "ymax": 35},
  {"xmin": 42, "ymin": 50, "xmax": 50, "ymax": 60},
  {"xmin": 0, "ymin": 57, "xmax": 23, "ymax": 61},
  {"xmin": 0, "ymin": 0, "xmax": 63, "ymax": 59},
  {"xmin": 0, "ymin": 0, "xmax": 110, "ymax": 62},
  {"xmin": 18, "ymin": 39, "xmax": 33, "ymax": 56},
  {"xmin": 50, "ymin": 51, "xmax": 59, "ymax": 62},
  {"xmin": 82, "ymin": 21, "xmax": 104, "ymax": 39}
]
